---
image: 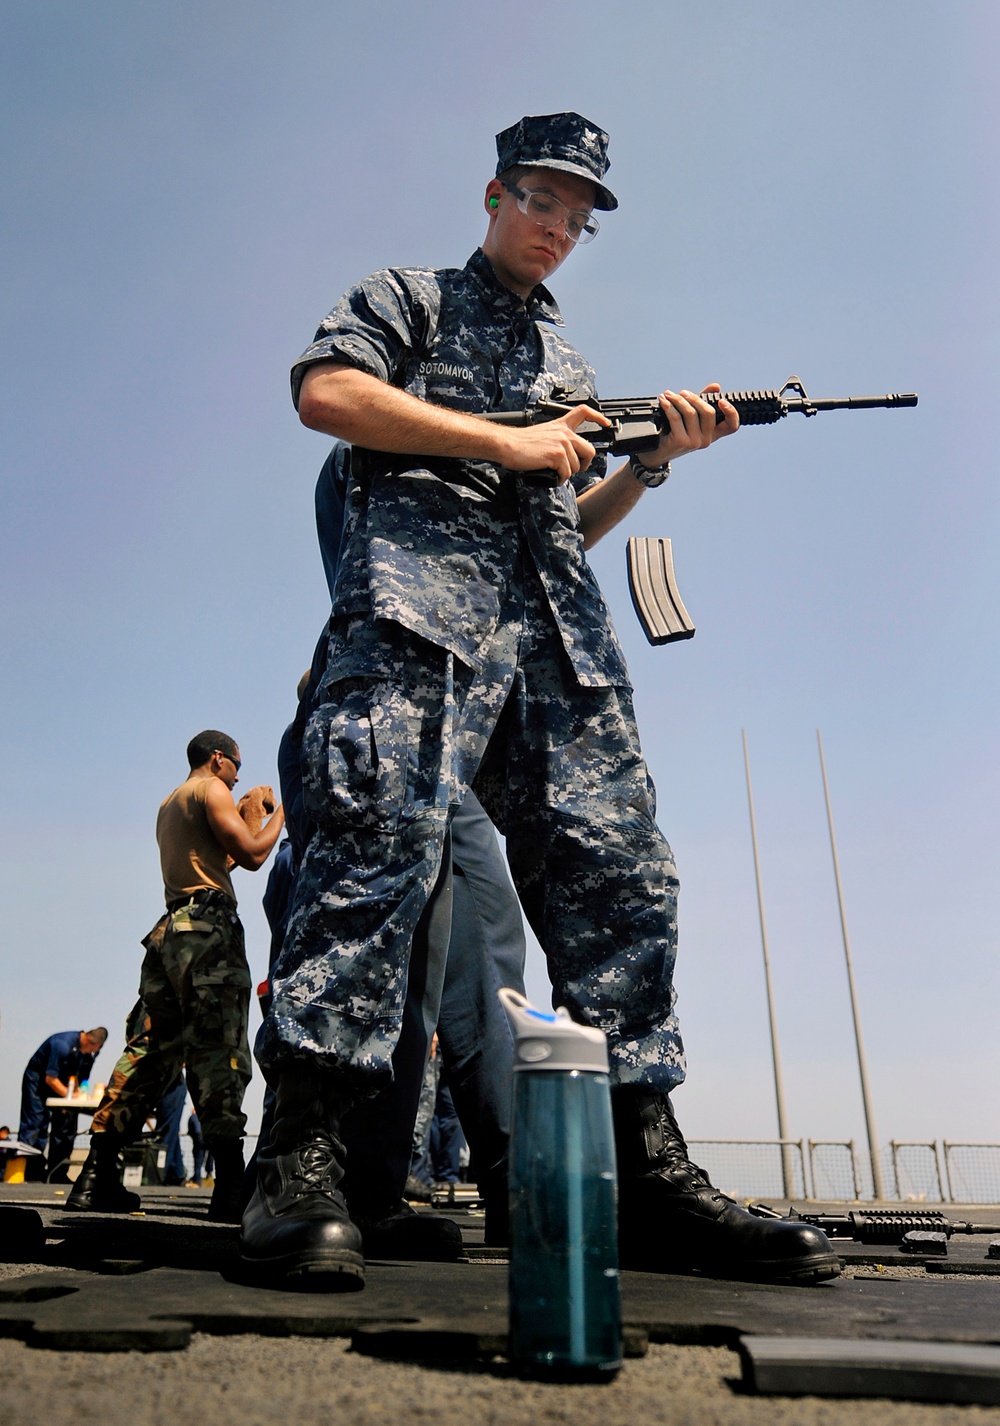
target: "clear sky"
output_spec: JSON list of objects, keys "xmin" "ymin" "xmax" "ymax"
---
[{"xmin": 1, "ymin": 1, "xmax": 997, "ymax": 1156}]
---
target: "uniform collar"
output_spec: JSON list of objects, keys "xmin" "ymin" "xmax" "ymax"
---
[{"xmin": 465, "ymin": 248, "xmax": 564, "ymax": 327}]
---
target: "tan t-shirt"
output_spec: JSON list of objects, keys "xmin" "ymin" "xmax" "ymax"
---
[{"xmin": 156, "ymin": 774, "xmax": 236, "ymax": 905}]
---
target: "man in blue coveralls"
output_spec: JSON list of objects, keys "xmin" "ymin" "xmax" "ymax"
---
[
  {"xmin": 242, "ymin": 112, "xmax": 839, "ymax": 1289},
  {"xmin": 19, "ymin": 1028, "xmax": 107, "ymax": 1180}
]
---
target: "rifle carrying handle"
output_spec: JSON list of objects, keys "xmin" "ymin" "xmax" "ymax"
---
[{"xmin": 626, "ymin": 537, "xmax": 696, "ymax": 645}]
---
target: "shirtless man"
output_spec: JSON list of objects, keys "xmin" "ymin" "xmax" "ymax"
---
[{"xmin": 69, "ymin": 731, "xmax": 283, "ymax": 1221}]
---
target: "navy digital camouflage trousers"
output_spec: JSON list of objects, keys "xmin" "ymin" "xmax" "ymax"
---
[
  {"xmin": 257, "ymin": 552, "xmax": 684, "ymax": 1092},
  {"xmin": 93, "ymin": 899, "xmax": 252, "ymax": 1140}
]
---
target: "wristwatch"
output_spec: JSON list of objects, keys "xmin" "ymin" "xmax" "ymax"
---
[{"xmin": 629, "ymin": 452, "xmax": 672, "ymax": 488}]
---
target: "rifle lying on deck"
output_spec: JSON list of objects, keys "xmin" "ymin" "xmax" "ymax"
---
[
  {"xmin": 484, "ymin": 375, "xmax": 919, "ymax": 646},
  {"xmin": 750, "ymin": 1205, "xmax": 997, "ymax": 1245}
]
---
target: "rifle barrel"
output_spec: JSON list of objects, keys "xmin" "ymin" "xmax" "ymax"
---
[{"xmin": 784, "ymin": 393, "xmax": 919, "ymax": 413}]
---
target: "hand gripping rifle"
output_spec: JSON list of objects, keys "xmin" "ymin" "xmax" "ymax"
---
[{"xmin": 485, "ymin": 375, "xmax": 918, "ymax": 646}]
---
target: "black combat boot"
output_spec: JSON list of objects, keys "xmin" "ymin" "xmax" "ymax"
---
[
  {"xmin": 351, "ymin": 1199, "xmax": 464, "ymax": 1260},
  {"xmin": 206, "ymin": 1138, "xmax": 246, "ymax": 1224},
  {"xmin": 613, "ymin": 1089, "xmax": 840, "ymax": 1285},
  {"xmin": 478, "ymin": 1157, "xmax": 509, "ymax": 1248},
  {"xmin": 65, "ymin": 1134, "xmax": 141, "ymax": 1213},
  {"xmin": 239, "ymin": 1064, "xmax": 365, "ymax": 1289}
]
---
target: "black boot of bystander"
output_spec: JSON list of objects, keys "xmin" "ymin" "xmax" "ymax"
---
[
  {"xmin": 65, "ymin": 1134, "xmax": 141, "ymax": 1214},
  {"xmin": 206, "ymin": 1138, "xmax": 246, "ymax": 1223}
]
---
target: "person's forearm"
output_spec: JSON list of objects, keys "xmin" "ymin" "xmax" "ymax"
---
[
  {"xmin": 577, "ymin": 461, "xmax": 647, "ymax": 549},
  {"xmin": 45, "ymin": 1076, "xmax": 68, "ymax": 1097},
  {"xmin": 298, "ymin": 365, "xmax": 514, "ymax": 461},
  {"xmin": 232, "ymin": 808, "xmax": 286, "ymax": 872},
  {"xmin": 298, "ymin": 365, "xmax": 605, "ymax": 482}
]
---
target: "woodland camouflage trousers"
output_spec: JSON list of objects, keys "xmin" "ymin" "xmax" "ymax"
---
[{"xmin": 91, "ymin": 897, "xmax": 251, "ymax": 1141}]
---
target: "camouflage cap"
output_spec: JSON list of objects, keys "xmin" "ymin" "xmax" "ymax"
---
[{"xmin": 495, "ymin": 111, "xmax": 618, "ymax": 211}]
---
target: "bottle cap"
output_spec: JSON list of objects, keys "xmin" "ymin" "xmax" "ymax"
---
[{"xmin": 499, "ymin": 988, "xmax": 609, "ymax": 1074}]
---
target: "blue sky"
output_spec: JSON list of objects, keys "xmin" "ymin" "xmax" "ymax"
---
[{"xmin": 1, "ymin": 1, "xmax": 997, "ymax": 1155}]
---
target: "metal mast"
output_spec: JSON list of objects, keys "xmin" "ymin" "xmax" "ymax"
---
[
  {"xmin": 742, "ymin": 731, "xmax": 794, "ymax": 1197},
  {"xmin": 816, "ymin": 730, "xmax": 886, "ymax": 1200}
]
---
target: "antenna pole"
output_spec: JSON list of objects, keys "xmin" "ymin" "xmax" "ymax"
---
[
  {"xmin": 817, "ymin": 730, "xmax": 886, "ymax": 1199},
  {"xmin": 742, "ymin": 731, "xmax": 794, "ymax": 1197}
]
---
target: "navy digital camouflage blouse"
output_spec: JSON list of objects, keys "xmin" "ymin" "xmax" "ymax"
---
[{"xmin": 290, "ymin": 248, "xmax": 630, "ymax": 688}]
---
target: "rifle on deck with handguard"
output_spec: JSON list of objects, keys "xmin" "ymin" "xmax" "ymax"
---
[{"xmin": 484, "ymin": 375, "xmax": 919, "ymax": 646}]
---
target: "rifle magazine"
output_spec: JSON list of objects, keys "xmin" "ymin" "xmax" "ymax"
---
[{"xmin": 626, "ymin": 537, "xmax": 696, "ymax": 646}]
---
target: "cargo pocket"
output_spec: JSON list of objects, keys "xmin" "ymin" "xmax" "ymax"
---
[
  {"xmin": 140, "ymin": 915, "xmax": 168, "ymax": 954},
  {"xmin": 302, "ymin": 681, "xmax": 409, "ymax": 831},
  {"xmin": 190, "ymin": 962, "xmax": 252, "ymax": 1052}
]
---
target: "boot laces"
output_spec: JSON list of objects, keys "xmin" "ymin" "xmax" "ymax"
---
[
  {"xmin": 292, "ymin": 1132, "xmax": 341, "ymax": 1198},
  {"xmin": 653, "ymin": 1104, "xmax": 720, "ymax": 1194}
]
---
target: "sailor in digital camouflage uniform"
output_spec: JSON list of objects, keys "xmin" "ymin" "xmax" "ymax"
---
[
  {"xmin": 68, "ymin": 731, "xmax": 284, "ymax": 1222},
  {"xmin": 242, "ymin": 112, "xmax": 839, "ymax": 1289}
]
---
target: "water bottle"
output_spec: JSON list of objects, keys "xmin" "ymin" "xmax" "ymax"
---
[{"xmin": 499, "ymin": 988, "xmax": 621, "ymax": 1380}]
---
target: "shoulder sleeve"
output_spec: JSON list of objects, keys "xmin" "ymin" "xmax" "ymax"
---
[{"xmin": 290, "ymin": 268, "xmax": 439, "ymax": 409}]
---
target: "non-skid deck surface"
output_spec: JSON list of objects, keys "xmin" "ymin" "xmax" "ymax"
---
[{"xmin": 2, "ymin": 1190, "xmax": 1000, "ymax": 1355}]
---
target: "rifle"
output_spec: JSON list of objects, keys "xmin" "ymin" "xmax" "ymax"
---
[
  {"xmin": 484, "ymin": 375, "xmax": 918, "ymax": 485},
  {"xmin": 750, "ymin": 1205, "xmax": 997, "ymax": 1246},
  {"xmin": 486, "ymin": 374, "xmax": 918, "ymax": 646}
]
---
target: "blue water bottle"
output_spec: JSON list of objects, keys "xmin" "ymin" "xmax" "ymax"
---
[{"xmin": 500, "ymin": 988, "xmax": 621, "ymax": 1380}]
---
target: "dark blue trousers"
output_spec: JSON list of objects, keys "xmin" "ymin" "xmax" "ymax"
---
[
  {"xmin": 438, "ymin": 794, "xmax": 525, "ymax": 1181},
  {"xmin": 19, "ymin": 1075, "xmax": 78, "ymax": 1180},
  {"xmin": 430, "ymin": 1078, "xmax": 465, "ymax": 1184},
  {"xmin": 155, "ymin": 1075, "xmax": 189, "ymax": 1185}
]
